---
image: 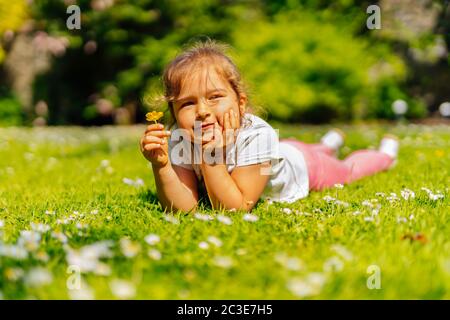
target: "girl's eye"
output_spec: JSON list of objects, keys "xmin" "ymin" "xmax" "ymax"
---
[
  {"xmin": 181, "ymin": 101, "xmax": 194, "ymax": 108},
  {"xmin": 209, "ymin": 95, "xmax": 222, "ymax": 100}
]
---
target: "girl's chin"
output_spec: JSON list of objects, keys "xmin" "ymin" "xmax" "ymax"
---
[
  {"xmin": 189, "ymin": 133, "xmax": 214, "ymax": 144},
  {"xmin": 201, "ymin": 131, "xmax": 215, "ymax": 143}
]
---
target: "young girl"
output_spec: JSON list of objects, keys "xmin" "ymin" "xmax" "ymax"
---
[{"xmin": 140, "ymin": 40, "xmax": 399, "ymax": 213}]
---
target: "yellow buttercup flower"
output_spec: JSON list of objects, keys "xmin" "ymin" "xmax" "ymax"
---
[
  {"xmin": 434, "ymin": 150, "xmax": 444, "ymax": 158},
  {"xmin": 146, "ymin": 111, "xmax": 164, "ymax": 123}
]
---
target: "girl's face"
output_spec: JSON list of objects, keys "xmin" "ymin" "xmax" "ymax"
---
[{"xmin": 172, "ymin": 66, "xmax": 246, "ymax": 144}]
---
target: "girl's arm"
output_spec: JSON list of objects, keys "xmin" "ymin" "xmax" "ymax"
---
[
  {"xmin": 153, "ymin": 163, "xmax": 199, "ymax": 213},
  {"xmin": 200, "ymin": 161, "xmax": 271, "ymax": 212},
  {"xmin": 140, "ymin": 123, "xmax": 198, "ymax": 213}
]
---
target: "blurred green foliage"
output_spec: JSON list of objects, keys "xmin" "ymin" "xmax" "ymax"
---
[
  {"xmin": 1, "ymin": 0, "xmax": 445, "ymax": 125},
  {"xmin": 28, "ymin": 0, "xmax": 244, "ymax": 124},
  {"xmin": 0, "ymin": 87, "xmax": 23, "ymax": 126},
  {"xmin": 232, "ymin": 10, "xmax": 426, "ymax": 122},
  {"xmin": 0, "ymin": 1, "xmax": 27, "ymax": 126}
]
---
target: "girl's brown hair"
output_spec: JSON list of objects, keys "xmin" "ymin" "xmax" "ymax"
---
[{"xmin": 147, "ymin": 38, "xmax": 265, "ymax": 129}]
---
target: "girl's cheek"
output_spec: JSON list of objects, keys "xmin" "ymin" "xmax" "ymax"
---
[
  {"xmin": 216, "ymin": 104, "xmax": 232, "ymax": 125},
  {"xmin": 212, "ymin": 109, "xmax": 224, "ymax": 126}
]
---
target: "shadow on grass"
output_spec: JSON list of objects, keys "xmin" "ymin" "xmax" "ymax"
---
[
  {"xmin": 137, "ymin": 189, "xmax": 161, "ymax": 207},
  {"xmin": 137, "ymin": 187, "xmax": 213, "ymax": 214}
]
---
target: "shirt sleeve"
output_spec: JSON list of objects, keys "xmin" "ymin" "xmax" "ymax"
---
[{"xmin": 235, "ymin": 125, "xmax": 282, "ymax": 167}]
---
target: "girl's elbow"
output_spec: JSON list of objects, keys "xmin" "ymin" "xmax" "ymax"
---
[
  {"xmin": 240, "ymin": 198, "xmax": 256, "ymax": 212},
  {"xmin": 218, "ymin": 199, "xmax": 255, "ymax": 213}
]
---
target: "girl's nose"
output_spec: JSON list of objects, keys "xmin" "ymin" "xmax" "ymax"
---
[{"xmin": 196, "ymin": 100, "xmax": 211, "ymax": 118}]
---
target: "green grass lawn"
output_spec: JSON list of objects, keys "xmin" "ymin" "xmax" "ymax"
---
[{"xmin": 0, "ymin": 123, "xmax": 449, "ymax": 299}]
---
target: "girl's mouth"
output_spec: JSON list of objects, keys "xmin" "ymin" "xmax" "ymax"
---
[{"xmin": 201, "ymin": 123, "xmax": 215, "ymax": 130}]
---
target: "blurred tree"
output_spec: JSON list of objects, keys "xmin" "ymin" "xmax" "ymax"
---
[
  {"xmin": 375, "ymin": 0, "xmax": 449, "ymax": 114},
  {"xmin": 1, "ymin": 0, "xmax": 441, "ymax": 125},
  {"xmin": 0, "ymin": 0, "xmax": 28, "ymax": 125},
  {"xmin": 232, "ymin": 9, "xmax": 424, "ymax": 122},
  {"xmin": 28, "ymin": 0, "xmax": 259, "ymax": 125}
]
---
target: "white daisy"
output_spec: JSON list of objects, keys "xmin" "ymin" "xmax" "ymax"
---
[
  {"xmin": 24, "ymin": 268, "xmax": 53, "ymax": 287},
  {"xmin": 18, "ymin": 230, "xmax": 41, "ymax": 251},
  {"xmin": 243, "ymin": 214, "xmax": 259, "ymax": 222},
  {"xmin": 68, "ymin": 279, "xmax": 95, "ymax": 300},
  {"xmin": 323, "ymin": 195, "xmax": 336, "ymax": 203},
  {"xmin": 109, "ymin": 280, "xmax": 136, "ymax": 299},
  {"xmin": 30, "ymin": 223, "xmax": 51, "ymax": 233},
  {"xmin": 397, "ymin": 216, "xmax": 408, "ymax": 224},
  {"xmin": 213, "ymin": 256, "xmax": 234, "ymax": 269},
  {"xmin": 148, "ymin": 249, "xmax": 162, "ymax": 261},
  {"xmin": 323, "ymin": 256, "xmax": 344, "ymax": 273},
  {"xmin": 65, "ymin": 241, "xmax": 113, "ymax": 273},
  {"xmin": 35, "ymin": 251, "xmax": 49, "ymax": 262},
  {"xmin": 216, "ymin": 214, "xmax": 233, "ymax": 225},
  {"xmin": 335, "ymin": 200, "xmax": 349, "ymax": 207},
  {"xmin": 76, "ymin": 223, "xmax": 89, "ymax": 230},
  {"xmin": 93, "ymin": 263, "xmax": 112, "ymax": 276},
  {"xmin": 51, "ymin": 231, "xmax": 68, "ymax": 244},
  {"xmin": 4, "ymin": 267, "xmax": 24, "ymax": 281},
  {"xmin": 99, "ymin": 159, "xmax": 110, "ymax": 168},
  {"xmin": 198, "ymin": 242, "xmax": 209, "ymax": 250},
  {"xmin": 122, "ymin": 178, "xmax": 144, "ymax": 188},
  {"xmin": 429, "ymin": 193, "xmax": 444, "ymax": 200},
  {"xmin": 194, "ymin": 213, "xmax": 214, "ymax": 221},
  {"xmin": 0, "ymin": 244, "xmax": 28, "ymax": 260},
  {"xmin": 361, "ymin": 200, "xmax": 373, "ymax": 208},
  {"xmin": 207, "ymin": 236, "xmax": 223, "ymax": 248},
  {"xmin": 401, "ymin": 189, "xmax": 415, "ymax": 200},
  {"xmin": 331, "ymin": 245, "xmax": 354, "ymax": 262},
  {"xmin": 421, "ymin": 187, "xmax": 432, "ymax": 194},
  {"xmin": 120, "ymin": 238, "xmax": 140, "ymax": 258},
  {"xmin": 163, "ymin": 215, "xmax": 179, "ymax": 224},
  {"xmin": 287, "ymin": 273, "xmax": 326, "ymax": 298},
  {"xmin": 275, "ymin": 253, "xmax": 304, "ymax": 271},
  {"xmin": 144, "ymin": 234, "xmax": 160, "ymax": 246}
]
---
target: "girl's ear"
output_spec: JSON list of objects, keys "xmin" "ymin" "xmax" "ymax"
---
[{"xmin": 238, "ymin": 94, "xmax": 247, "ymax": 116}]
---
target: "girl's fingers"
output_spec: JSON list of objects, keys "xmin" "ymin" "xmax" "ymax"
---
[
  {"xmin": 144, "ymin": 130, "xmax": 171, "ymax": 138},
  {"xmin": 230, "ymin": 109, "xmax": 238, "ymax": 128},
  {"xmin": 222, "ymin": 112, "xmax": 227, "ymax": 130},
  {"xmin": 144, "ymin": 143, "xmax": 162, "ymax": 151},
  {"xmin": 144, "ymin": 135, "xmax": 166, "ymax": 144},
  {"xmin": 224, "ymin": 111, "xmax": 231, "ymax": 129},
  {"xmin": 223, "ymin": 111, "xmax": 234, "ymax": 145},
  {"xmin": 146, "ymin": 123, "xmax": 164, "ymax": 132}
]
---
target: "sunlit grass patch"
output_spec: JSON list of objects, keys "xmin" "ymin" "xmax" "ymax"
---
[{"xmin": 0, "ymin": 123, "xmax": 449, "ymax": 299}]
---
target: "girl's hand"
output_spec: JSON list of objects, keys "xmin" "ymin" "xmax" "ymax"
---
[
  {"xmin": 223, "ymin": 108, "xmax": 240, "ymax": 148},
  {"xmin": 202, "ymin": 109, "xmax": 240, "ymax": 152},
  {"xmin": 140, "ymin": 123, "xmax": 171, "ymax": 168}
]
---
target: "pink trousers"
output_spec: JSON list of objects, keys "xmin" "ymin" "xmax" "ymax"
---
[{"xmin": 280, "ymin": 138, "xmax": 394, "ymax": 191}]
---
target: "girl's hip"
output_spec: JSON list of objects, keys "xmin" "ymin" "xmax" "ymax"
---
[{"xmin": 280, "ymin": 138, "xmax": 318, "ymax": 188}]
